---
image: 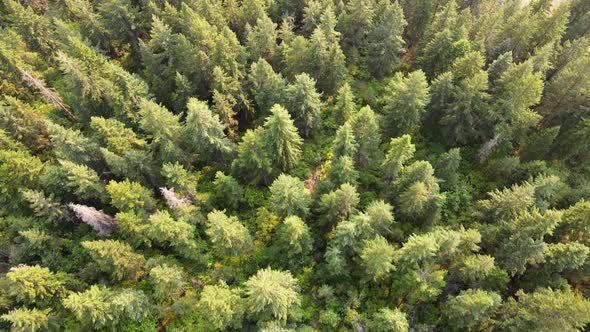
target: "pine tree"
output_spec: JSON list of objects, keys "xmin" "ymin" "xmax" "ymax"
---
[
  {"xmin": 262, "ymin": 105, "xmax": 303, "ymax": 172},
  {"xmin": 382, "ymin": 134, "xmax": 415, "ymax": 181},
  {"xmin": 349, "ymin": 105, "xmax": 381, "ymax": 170},
  {"xmin": 212, "ymin": 171, "xmax": 244, "ymax": 211},
  {"xmin": 185, "ymin": 98, "xmax": 235, "ymax": 162},
  {"xmin": 337, "ymin": 0, "xmax": 374, "ymax": 64},
  {"xmin": 332, "ymin": 123, "xmax": 358, "ymax": 159},
  {"xmin": 308, "ymin": 7, "xmax": 348, "ymax": 93},
  {"xmin": 0, "ymin": 97, "xmax": 50, "ymax": 153},
  {"xmin": 435, "ymin": 51, "xmax": 491, "ymax": 145},
  {"xmin": 248, "ymin": 58, "xmax": 287, "ymax": 115},
  {"xmin": 366, "ymin": 0, "xmax": 407, "ymax": 78},
  {"xmin": 269, "ymin": 174, "xmax": 311, "ymax": 218},
  {"xmin": 245, "ymin": 268, "xmax": 300, "ymax": 321},
  {"xmin": 333, "ymin": 83, "xmax": 356, "ymax": 125},
  {"xmin": 328, "ymin": 156, "xmax": 360, "ymax": 186},
  {"xmin": 0, "ymin": 149, "xmax": 44, "ymax": 212},
  {"xmin": 6, "ymin": 265, "xmax": 66, "ymax": 306},
  {"xmin": 206, "ymin": 210, "xmax": 252, "ymax": 257},
  {"xmin": 444, "ymin": 289, "xmax": 502, "ymax": 331},
  {"xmin": 499, "ymin": 288, "xmax": 590, "ymax": 331},
  {"xmin": 148, "ymin": 264, "xmax": 186, "ymax": 301},
  {"xmin": 59, "ymin": 160, "xmax": 106, "ymax": 201},
  {"xmin": 365, "ymin": 200, "xmax": 395, "ymax": 235},
  {"xmin": 490, "ymin": 59, "xmax": 543, "ymax": 147},
  {"xmin": 106, "ymin": 179, "xmax": 155, "ymax": 212},
  {"xmin": 319, "ymin": 183, "xmax": 360, "ymax": 223},
  {"xmin": 360, "ymin": 235, "xmax": 396, "ymax": 281},
  {"xmin": 196, "ymin": 282, "xmax": 244, "ymax": 330},
  {"xmin": 138, "ymin": 98, "xmax": 185, "ymax": 164},
  {"xmin": 232, "ymin": 127, "xmax": 272, "ymax": 183},
  {"xmin": 285, "ymin": 73, "xmax": 323, "ymax": 137},
  {"xmin": 382, "ymin": 70, "xmax": 430, "ymax": 137},
  {"xmin": 81, "ymin": 240, "xmax": 146, "ymax": 282},
  {"xmin": 417, "ymin": 0, "xmax": 470, "ymax": 79},
  {"xmin": 271, "ymin": 215, "xmax": 313, "ymax": 268},
  {"xmin": 369, "ymin": 308, "xmax": 408, "ymax": 332},
  {"xmin": 1, "ymin": 308, "xmax": 51, "ymax": 332},
  {"xmin": 245, "ymin": 14, "xmax": 278, "ymax": 64}
]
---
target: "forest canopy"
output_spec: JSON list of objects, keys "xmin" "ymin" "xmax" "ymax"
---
[{"xmin": 1, "ymin": 0, "xmax": 590, "ymax": 330}]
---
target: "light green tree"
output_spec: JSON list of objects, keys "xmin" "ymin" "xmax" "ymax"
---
[
  {"xmin": 270, "ymin": 174, "xmax": 311, "ymax": 218},
  {"xmin": 206, "ymin": 210, "xmax": 253, "ymax": 257},
  {"xmin": 369, "ymin": 308, "xmax": 409, "ymax": 332},
  {"xmin": 444, "ymin": 289, "xmax": 502, "ymax": 331},
  {"xmin": 360, "ymin": 235, "xmax": 396, "ymax": 281},
  {"xmin": 286, "ymin": 73, "xmax": 323, "ymax": 137},
  {"xmin": 382, "ymin": 70, "xmax": 430, "ymax": 137},
  {"xmin": 81, "ymin": 239, "xmax": 146, "ymax": 282},
  {"xmin": 245, "ymin": 268, "xmax": 300, "ymax": 321},
  {"xmin": 1, "ymin": 308, "xmax": 51, "ymax": 332},
  {"xmin": 196, "ymin": 282, "xmax": 244, "ymax": 331}
]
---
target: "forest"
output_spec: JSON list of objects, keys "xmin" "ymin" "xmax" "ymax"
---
[{"xmin": 0, "ymin": 0, "xmax": 590, "ymax": 330}]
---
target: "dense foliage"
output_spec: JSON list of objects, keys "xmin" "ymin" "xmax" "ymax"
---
[{"xmin": 1, "ymin": 0, "xmax": 590, "ymax": 330}]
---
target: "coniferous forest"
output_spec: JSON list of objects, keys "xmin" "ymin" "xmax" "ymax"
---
[{"xmin": 1, "ymin": 0, "xmax": 590, "ymax": 330}]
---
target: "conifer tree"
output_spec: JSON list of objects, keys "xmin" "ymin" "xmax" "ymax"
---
[
  {"xmin": 349, "ymin": 105, "xmax": 381, "ymax": 170},
  {"xmin": 369, "ymin": 308, "xmax": 408, "ymax": 332},
  {"xmin": 82, "ymin": 240, "xmax": 146, "ymax": 282},
  {"xmin": 360, "ymin": 235, "xmax": 396, "ymax": 281},
  {"xmin": 285, "ymin": 73, "xmax": 323, "ymax": 137},
  {"xmin": 366, "ymin": 0, "xmax": 407, "ymax": 78},
  {"xmin": 417, "ymin": 0, "xmax": 470, "ymax": 79},
  {"xmin": 262, "ymin": 105, "xmax": 303, "ymax": 172},
  {"xmin": 382, "ymin": 70, "xmax": 430, "ymax": 137},
  {"xmin": 444, "ymin": 289, "xmax": 502, "ymax": 331},
  {"xmin": 270, "ymin": 174, "xmax": 311, "ymax": 218},
  {"xmin": 245, "ymin": 268, "xmax": 300, "ymax": 321},
  {"xmin": 138, "ymin": 98, "xmax": 184, "ymax": 164},
  {"xmin": 196, "ymin": 282, "xmax": 244, "ymax": 330},
  {"xmin": 6, "ymin": 265, "xmax": 66, "ymax": 306},
  {"xmin": 185, "ymin": 98, "xmax": 235, "ymax": 162},
  {"xmin": 1, "ymin": 307, "xmax": 51, "ymax": 332},
  {"xmin": 328, "ymin": 156, "xmax": 360, "ymax": 187},
  {"xmin": 248, "ymin": 58, "xmax": 287, "ymax": 115},
  {"xmin": 332, "ymin": 123, "xmax": 358, "ymax": 160},
  {"xmin": 245, "ymin": 14, "xmax": 278, "ymax": 64},
  {"xmin": 206, "ymin": 210, "xmax": 252, "ymax": 257},
  {"xmin": 382, "ymin": 134, "xmax": 415, "ymax": 181},
  {"xmin": 333, "ymin": 83, "xmax": 356, "ymax": 125}
]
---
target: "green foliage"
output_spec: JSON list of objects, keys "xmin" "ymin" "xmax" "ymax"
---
[
  {"xmin": 148, "ymin": 264, "xmax": 185, "ymax": 301},
  {"xmin": 499, "ymin": 288, "xmax": 590, "ymax": 331},
  {"xmin": 360, "ymin": 235, "xmax": 396, "ymax": 281},
  {"xmin": 444, "ymin": 289, "xmax": 502, "ymax": 331},
  {"xmin": 245, "ymin": 268, "xmax": 300, "ymax": 321},
  {"xmin": 82, "ymin": 240, "xmax": 146, "ymax": 282},
  {"xmin": 196, "ymin": 282, "xmax": 244, "ymax": 330},
  {"xmin": 5, "ymin": 265, "xmax": 66, "ymax": 306},
  {"xmin": 106, "ymin": 180, "xmax": 155, "ymax": 212},
  {"xmin": 348, "ymin": 105, "xmax": 381, "ymax": 170},
  {"xmin": 382, "ymin": 135, "xmax": 415, "ymax": 181},
  {"xmin": 1, "ymin": 307, "xmax": 51, "ymax": 332},
  {"xmin": 63, "ymin": 285, "xmax": 150, "ymax": 328},
  {"xmin": 185, "ymin": 98, "xmax": 234, "ymax": 162},
  {"xmin": 382, "ymin": 70, "xmax": 430, "ymax": 137},
  {"xmin": 2, "ymin": 1, "xmax": 590, "ymax": 331},
  {"xmin": 270, "ymin": 174, "xmax": 311, "ymax": 219},
  {"xmin": 369, "ymin": 308, "xmax": 408, "ymax": 332},
  {"xmin": 212, "ymin": 171, "xmax": 244, "ymax": 211},
  {"xmin": 206, "ymin": 210, "xmax": 252, "ymax": 257}
]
